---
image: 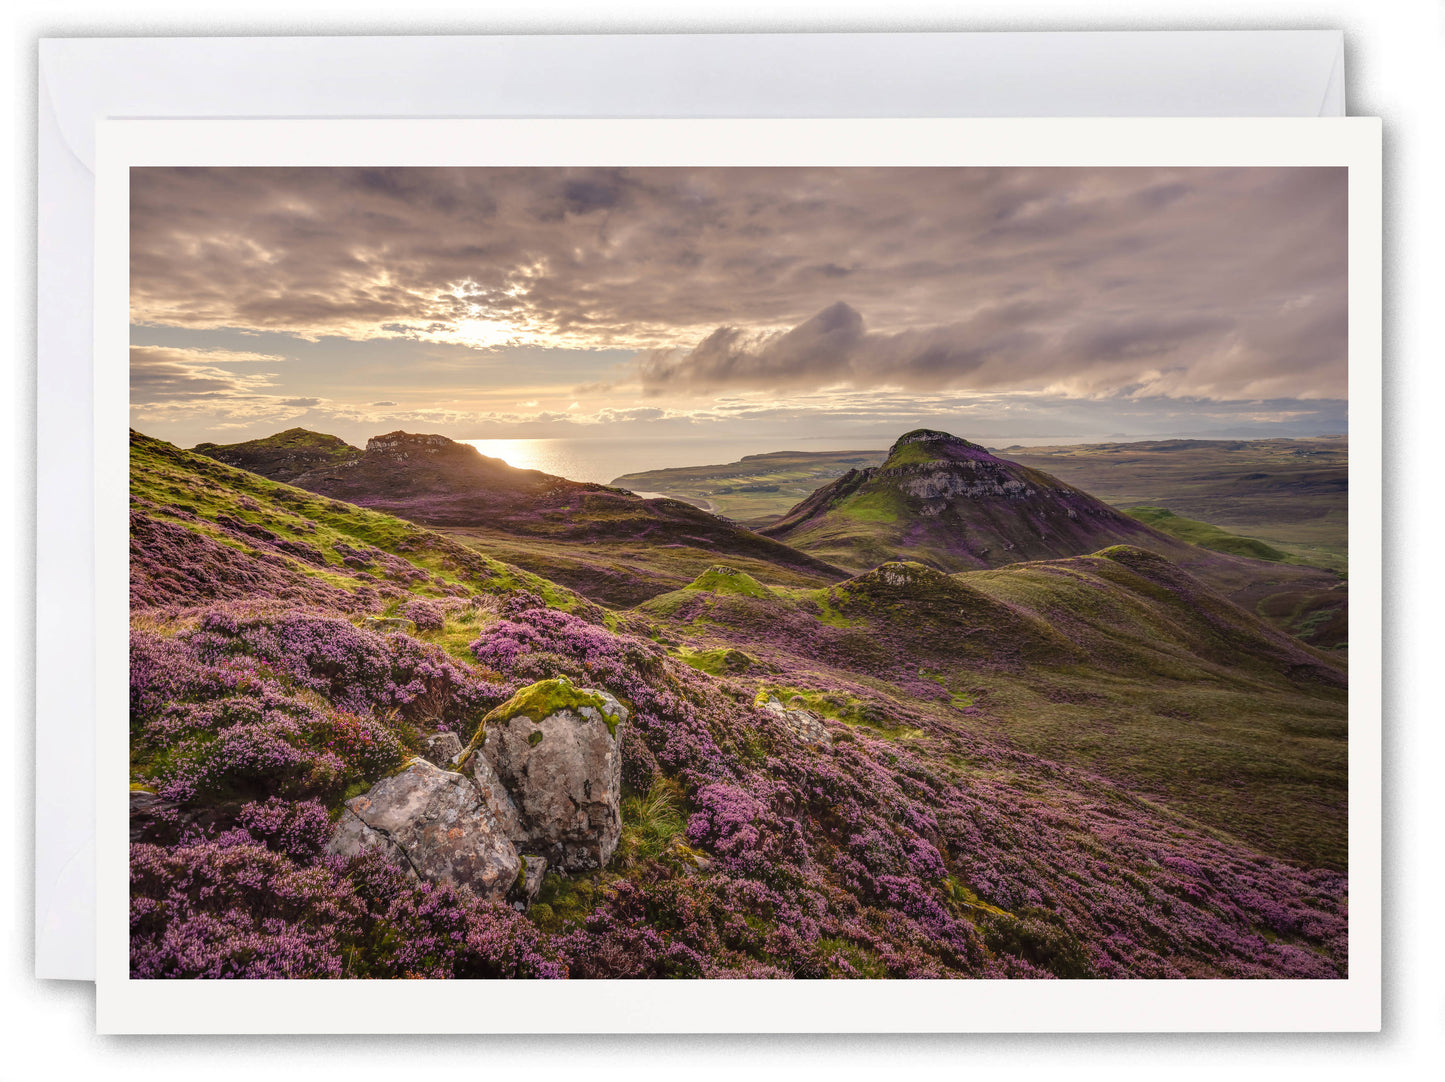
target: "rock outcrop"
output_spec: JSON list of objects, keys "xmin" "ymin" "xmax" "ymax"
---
[
  {"xmin": 757, "ymin": 695, "xmax": 833, "ymax": 747},
  {"xmin": 327, "ymin": 758, "xmax": 520, "ymax": 903},
  {"xmin": 328, "ymin": 676, "xmax": 631, "ymax": 903},
  {"xmin": 190, "ymin": 427, "xmax": 361, "ymax": 482},
  {"xmin": 466, "ymin": 677, "xmax": 628, "ymax": 871}
]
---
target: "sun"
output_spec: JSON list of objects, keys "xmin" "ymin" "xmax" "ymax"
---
[{"xmin": 443, "ymin": 317, "xmax": 524, "ymax": 350}]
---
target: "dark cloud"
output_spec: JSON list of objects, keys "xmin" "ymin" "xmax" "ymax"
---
[
  {"xmin": 636, "ymin": 301, "xmax": 1047, "ymax": 395},
  {"xmin": 131, "ymin": 166, "xmax": 1347, "ymax": 403}
]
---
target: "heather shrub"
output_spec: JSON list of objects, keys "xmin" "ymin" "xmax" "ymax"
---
[
  {"xmin": 130, "ymin": 838, "xmax": 565, "ymax": 980},
  {"xmin": 130, "ymin": 837, "xmax": 366, "ymax": 979},
  {"xmin": 399, "ymin": 598, "xmax": 447, "ymax": 631},
  {"xmin": 128, "ymin": 552, "xmax": 1351, "ymax": 980},
  {"xmin": 131, "ymin": 613, "xmax": 484, "ymax": 804},
  {"xmin": 236, "ymin": 797, "xmax": 332, "ymax": 862},
  {"xmin": 342, "ymin": 853, "xmax": 564, "ymax": 979},
  {"xmin": 134, "ymin": 677, "xmax": 408, "ymax": 804},
  {"xmin": 548, "ymin": 880, "xmax": 708, "ymax": 978},
  {"xmin": 187, "ymin": 605, "xmax": 497, "ymax": 731},
  {"xmin": 130, "ymin": 512, "xmax": 359, "ymax": 612},
  {"xmin": 977, "ymin": 908, "xmax": 1096, "ymax": 979}
]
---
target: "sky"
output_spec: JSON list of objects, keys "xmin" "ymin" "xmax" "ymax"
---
[{"xmin": 129, "ymin": 166, "xmax": 1349, "ymax": 453}]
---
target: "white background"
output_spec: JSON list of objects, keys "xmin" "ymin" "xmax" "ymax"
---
[{"xmin": 5, "ymin": 0, "xmax": 1442, "ymax": 1076}]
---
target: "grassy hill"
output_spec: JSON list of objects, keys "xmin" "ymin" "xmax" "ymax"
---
[
  {"xmin": 132, "ymin": 429, "xmax": 586, "ymax": 618},
  {"xmin": 639, "ymin": 545, "xmax": 1347, "ymax": 872},
  {"xmin": 762, "ymin": 430, "xmax": 1178, "ymax": 571},
  {"xmin": 201, "ymin": 429, "xmax": 850, "ymax": 608},
  {"xmin": 192, "ymin": 427, "xmax": 362, "ymax": 481}
]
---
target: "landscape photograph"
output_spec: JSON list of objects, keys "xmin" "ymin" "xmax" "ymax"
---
[{"xmin": 127, "ymin": 164, "xmax": 1350, "ymax": 980}]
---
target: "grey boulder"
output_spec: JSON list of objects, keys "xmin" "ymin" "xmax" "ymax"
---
[
  {"xmin": 466, "ymin": 750, "xmax": 526, "ymax": 842},
  {"xmin": 326, "ymin": 758, "xmax": 519, "ymax": 903},
  {"xmin": 476, "ymin": 678, "xmax": 628, "ymax": 871}
]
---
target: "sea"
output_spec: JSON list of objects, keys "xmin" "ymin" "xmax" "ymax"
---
[
  {"xmin": 455, "ymin": 437, "xmax": 886, "ymax": 486},
  {"xmin": 455, "ymin": 435, "xmax": 1099, "ymax": 486}
]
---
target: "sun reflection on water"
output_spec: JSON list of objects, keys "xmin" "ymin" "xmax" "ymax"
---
[{"xmin": 456, "ymin": 439, "xmax": 603, "ymax": 480}]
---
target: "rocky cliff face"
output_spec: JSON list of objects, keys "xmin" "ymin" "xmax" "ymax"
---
[{"xmin": 366, "ymin": 432, "xmax": 455, "ymax": 455}]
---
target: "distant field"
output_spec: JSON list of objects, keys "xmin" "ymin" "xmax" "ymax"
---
[
  {"xmin": 998, "ymin": 437, "xmax": 1348, "ymax": 570},
  {"xmin": 614, "ymin": 436, "xmax": 1348, "ymax": 572},
  {"xmin": 1124, "ymin": 506, "xmax": 1308, "ymax": 565}
]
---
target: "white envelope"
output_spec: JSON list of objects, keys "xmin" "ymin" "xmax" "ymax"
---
[{"xmin": 35, "ymin": 29, "xmax": 1348, "ymax": 981}]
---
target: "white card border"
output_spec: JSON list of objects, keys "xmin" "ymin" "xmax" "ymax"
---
[{"xmin": 94, "ymin": 116, "xmax": 1382, "ymax": 1034}]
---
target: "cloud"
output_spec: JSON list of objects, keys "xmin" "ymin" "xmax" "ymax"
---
[
  {"xmin": 129, "ymin": 346, "xmax": 281, "ymax": 402},
  {"xmin": 370, "ymin": 400, "xmax": 397, "ymax": 406},
  {"xmin": 130, "ymin": 167, "xmax": 1347, "ymax": 406},
  {"xmin": 593, "ymin": 406, "xmax": 668, "ymax": 424},
  {"xmin": 633, "ymin": 295, "xmax": 1344, "ymax": 402}
]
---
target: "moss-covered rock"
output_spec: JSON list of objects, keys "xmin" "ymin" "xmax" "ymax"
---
[
  {"xmin": 465, "ymin": 677, "xmax": 630, "ymax": 872},
  {"xmin": 461, "ymin": 676, "xmax": 622, "ymax": 761}
]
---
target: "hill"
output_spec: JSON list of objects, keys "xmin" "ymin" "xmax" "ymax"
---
[
  {"xmin": 208, "ymin": 429, "xmax": 848, "ymax": 607},
  {"xmin": 131, "ymin": 429, "xmax": 591, "ymax": 618},
  {"xmin": 640, "ymin": 547, "xmax": 1347, "ymax": 871},
  {"xmin": 192, "ymin": 427, "xmax": 362, "ymax": 481},
  {"xmin": 759, "ymin": 429, "xmax": 1348, "ymax": 649},
  {"xmin": 761, "ymin": 429, "xmax": 1175, "ymax": 570}
]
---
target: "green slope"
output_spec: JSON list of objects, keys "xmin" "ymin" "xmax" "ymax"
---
[
  {"xmin": 1124, "ymin": 505, "xmax": 1293, "ymax": 562},
  {"xmin": 639, "ymin": 546, "xmax": 1348, "ymax": 870}
]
